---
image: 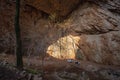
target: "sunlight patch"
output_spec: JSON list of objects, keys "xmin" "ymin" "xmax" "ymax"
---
[{"xmin": 47, "ymin": 35, "xmax": 80, "ymax": 59}]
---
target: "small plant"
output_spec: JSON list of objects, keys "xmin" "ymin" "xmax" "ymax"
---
[
  {"xmin": 49, "ymin": 12, "xmax": 57, "ymax": 21},
  {"xmin": 76, "ymin": 49, "xmax": 84, "ymax": 60},
  {"xmin": 26, "ymin": 68, "xmax": 39, "ymax": 74}
]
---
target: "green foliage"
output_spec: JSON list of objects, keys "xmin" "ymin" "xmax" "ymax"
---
[
  {"xmin": 26, "ymin": 68, "xmax": 39, "ymax": 74},
  {"xmin": 76, "ymin": 50, "xmax": 84, "ymax": 60}
]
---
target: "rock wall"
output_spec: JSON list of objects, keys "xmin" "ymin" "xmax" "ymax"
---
[
  {"xmin": 0, "ymin": 0, "xmax": 120, "ymax": 65},
  {"xmin": 67, "ymin": 1, "xmax": 120, "ymax": 65},
  {"xmin": 26, "ymin": 0, "xmax": 81, "ymax": 17}
]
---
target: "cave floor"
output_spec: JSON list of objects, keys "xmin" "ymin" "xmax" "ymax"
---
[{"xmin": 0, "ymin": 54, "xmax": 120, "ymax": 80}]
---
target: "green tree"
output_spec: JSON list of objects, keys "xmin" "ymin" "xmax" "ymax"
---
[{"xmin": 14, "ymin": 0, "xmax": 23, "ymax": 69}]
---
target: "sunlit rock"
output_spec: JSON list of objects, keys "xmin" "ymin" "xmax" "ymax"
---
[{"xmin": 47, "ymin": 35, "xmax": 80, "ymax": 59}]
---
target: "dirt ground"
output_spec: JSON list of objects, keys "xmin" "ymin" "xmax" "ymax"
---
[{"xmin": 0, "ymin": 54, "xmax": 120, "ymax": 80}]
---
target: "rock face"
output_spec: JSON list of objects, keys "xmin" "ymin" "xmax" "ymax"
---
[
  {"xmin": 0, "ymin": 0, "xmax": 120, "ymax": 65},
  {"xmin": 68, "ymin": 1, "xmax": 120, "ymax": 65},
  {"xmin": 26, "ymin": 0, "xmax": 81, "ymax": 17}
]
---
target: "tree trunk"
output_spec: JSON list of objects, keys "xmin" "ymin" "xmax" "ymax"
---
[{"xmin": 14, "ymin": 0, "xmax": 23, "ymax": 69}]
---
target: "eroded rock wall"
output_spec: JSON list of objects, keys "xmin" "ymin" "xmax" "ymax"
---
[
  {"xmin": 67, "ymin": 1, "xmax": 120, "ymax": 65},
  {"xmin": 0, "ymin": 0, "xmax": 120, "ymax": 65}
]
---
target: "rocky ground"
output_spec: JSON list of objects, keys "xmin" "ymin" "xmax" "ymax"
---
[{"xmin": 0, "ymin": 54, "xmax": 120, "ymax": 80}]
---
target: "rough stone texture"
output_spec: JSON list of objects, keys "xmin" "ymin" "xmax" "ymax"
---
[
  {"xmin": 67, "ymin": 1, "xmax": 120, "ymax": 65},
  {"xmin": 1, "ymin": 60, "xmax": 120, "ymax": 80},
  {"xmin": 0, "ymin": 0, "xmax": 120, "ymax": 66},
  {"xmin": 26, "ymin": 0, "xmax": 81, "ymax": 17},
  {"xmin": 79, "ymin": 1, "xmax": 120, "ymax": 65},
  {"xmin": 0, "ymin": 0, "xmax": 16, "ymax": 53}
]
